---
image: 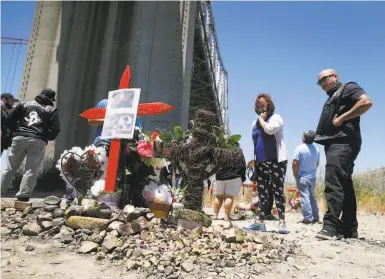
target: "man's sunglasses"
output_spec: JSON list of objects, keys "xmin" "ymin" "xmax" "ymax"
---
[{"xmin": 317, "ymin": 74, "xmax": 334, "ymax": 86}]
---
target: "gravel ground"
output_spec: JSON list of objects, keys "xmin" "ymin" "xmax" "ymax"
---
[{"xmin": 1, "ymin": 199, "xmax": 385, "ymax": 279}]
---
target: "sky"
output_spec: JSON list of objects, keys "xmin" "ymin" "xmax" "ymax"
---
[{"xmin": 1, "ymin": 1, "xmax": 385, "ymax": 180}]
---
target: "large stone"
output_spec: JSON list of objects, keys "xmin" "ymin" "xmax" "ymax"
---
[
  {"xmin": 37, "ymin": 213, "xmax": 53, "ymax": 225},
  {"xmin": 126, "ymin": 260, "xmax": 137, "ymax": 270},
  {"xmin": 64, "ymin": 206, "xmax": 84, "ymax": 218},
  {"xmin": 95, "ymin": 208, "xmax": 112, "ymax": 219},
  {"xmin": 44, "ymin": 205, "xmax": 58, "ymax": 213},
  {"xmin": 221, "ymin": 228, "xmax": 244, "ymax": 243},
  {"xmin": 108, "ymin": 221, "xmax": 124, "ymax": 232},
  {"xmin": 119, "ymin": 205, "xmax": 149, "ymax": 223},
  {"xmin": 116, "ymin": 224, "xmax": 135, "ymax": 236},
  {"xmin": 65, "ymin": 216, "xmax": 108, "ymax": 231},
  {"xmin": 61, "ymin": 233, "xmax": 73, "ymax": 244},
  {"xmin": 181, "ymin": 259, "xmax": 195, "ymax": 273},
  {"xmin": 47, "ymin": 226, "xmax": 60, "ymax": 236},
  {"xmin": 53, "ymin": 208, "xmax": 64, "ymax": 218},
  {"xmin": 90, "ymin": 230, "xmax": 106, "ymax": 244},
  {"xmin": 23, "ymin": 223, "xmax": 42, "ymax": 236},
  {"xmin": 52, "ymin": 218, "xmax": 65, "ymax": 227},
  {"xmin": 102, "ymin": 238, "xmax": 116, "ymax": 253},
  {"xmin": 25, "ymin": 244, "xmax": 35, "ymax": 251},
  {"xmin": 1, "ymin": 227, "xmax": 11, "ymax": 235},
  {"xmin": 132, "ymin": 217, "xmax": 148, "ymax": 233},
  {"xmin": 78, "ymin": 241, "xmax": 98, "ymax": 254},
  {"xmin": 41, "ymin": 221, "xmax": 53, "ymax": 231},
  {"xmin": 44, "ymin": 196, "xmax": 62, "ymax": 206}
]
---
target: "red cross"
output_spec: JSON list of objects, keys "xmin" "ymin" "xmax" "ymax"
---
[{"xmin": 80, "ymin": 66, "xmax": 173, "ymax": 192}]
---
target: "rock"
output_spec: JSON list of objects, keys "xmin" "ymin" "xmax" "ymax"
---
[
  {"xmin": 25, "ymin": 244, "xmax": 35, "ymax": 251},
  {"xmin": 116, "ymin": 224, "xmax": 135, "ymax": 236},
  {"xmin": 222, "ymin": 228, "xmax": 236, "ymax": 243},
  {"xmin": 181, "ymin": 259, "xmax": 195, "ymax": 273},
  {"xmin": 108, "ymin": 221, "xmax": 124, "ymax": 232},
  {"xmin": 47, "ymin": 226, "xmax": 60, "ymax": 236},
  {"xmin": 6, "ymin": 223, "xmax": 20, "ymax": 230},
  {"xmin": 37, "ymin": 213, "xmax": 53, "ymax": 224},
  {"xmin": 90, "ymin": 230, "xmax": 106, "ymax": 244},
  {"xmin": 64, "ymin": 206, "xmax": 84, "ymax": 218},
  {"xmin": 132, "ymin": 248, "xmax": 142, "ymax": 258},
  {"xmin": 61, "ymin": 234, "xmax": 73, "ymax": 244},
  {"xmin": 78, "ymin": 241, "xmax": 98, "ymax": 254},
  {"xmin": 53, "ymin": 208, "xmax": 64, "ymax": 218},
  {"xmin": 149, "ymin": 256, "xmax": 158, "ymax": 266},
  {"xmin": 226, "ymin": 260, "xmax": 236, "ymax": 267},
  {"xmin": 44, "ymin": 196, "xmax": 62, "ymax": 206},
  {"xmin": 132, "ymin": 217, "xmax": 148, "ymax": 233},
  {"xmin": 65, "ymin": 216, "xmax": 108, "ymax": 230},
  {"xmin": 52, "ymin": 218, "xmax": 64, "ymax": 227},
  {"xmin": 95, "ymin": 208, "xmax": 112, "ymax": 219},
  {"xmin": 126, "ymin": 249, "xmax": 134, "ymax": 258},
  {"xmin": 0, "ymin": 227, "xmax": 11, "ymax": 235},
  {"xmin": 22, "ymin": 206, "xmax": 34, "ymax": 217},
  {"xmin": 40, "ymin": 221, "xmax": 53, "ymax": 231},
  {"xmin": 121, "ymin": 205, "xmax": 149, "ymax": 222},
  {"xmin": 44, "ymin": 205, "xmax": 58, "ymax": 213},
  {"xmin": 95, "ymin": 252, "xmax": 105, "ymax": 260},
  {"xmin": 143, "ymin": 260, "xmax": 152, "ymax": 269},
  {"xmin": 5, "ymin": 208, "xmax": 16, "ymax": 214},
  {"xmin": 31, "ymin": 200, "xmax": 45, "ymax": 209},
  {"xmin": 22, "ymin": 223, "xmax": 42, "ymax": 236},
  {"xmin": 126, "ymin": 260, "xmax": 137, "ymax": 270},
  {"xmin": 164, "ymin": 265, "xmax": 173, "ymax": 276},
  {"xmin": 102, "ymin": 238, "xmax": 116, "ymax": 253},
  {"xmin": 146, "ymin": 213, "xmax": 156, "ymax": 221}
]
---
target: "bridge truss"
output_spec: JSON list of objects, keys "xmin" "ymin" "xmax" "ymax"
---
[{"xmin": 189, "ymin": 1, "xmax": 229, "ymax": 135}]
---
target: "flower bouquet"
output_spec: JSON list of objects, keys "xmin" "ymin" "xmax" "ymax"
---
[{"xmin": 142, "ymin": 181, "xmax": 172, "ymax": 218}]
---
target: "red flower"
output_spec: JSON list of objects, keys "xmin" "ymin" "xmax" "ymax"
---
[
  {"xmin": 137, "ymin": 140, "xmax": 154, "ymax": 158},
  {"xmin": 151, "ymin": 131, "xmax": 160, "ymax": 141}
]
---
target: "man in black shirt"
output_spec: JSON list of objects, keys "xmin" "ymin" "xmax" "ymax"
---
[
  {"xmin": 1, "ymin": 89, "xmax": 60, "ymax": 202},
  {"xmin": 314, "ymin": 69, "xmax": 373, "ymax": 240}
]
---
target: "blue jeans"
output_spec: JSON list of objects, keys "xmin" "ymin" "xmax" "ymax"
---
[{"xmin": 296, "ymin": 177, "xmax": 319, "ymax": 221}]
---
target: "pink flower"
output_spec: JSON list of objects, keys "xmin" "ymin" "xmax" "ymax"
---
[{"xmin": 137, "ymin": 140, "xmax": 154, "ymax": 158}]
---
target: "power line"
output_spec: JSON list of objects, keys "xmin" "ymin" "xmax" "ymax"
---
[
  {"xmin": 4, "ymin": 44, "xmax": 16, "ymax": 92},
  {"xmin": 1, "ymin": 42, "xmax": 28, "ymax": 45},
  {"xmin": 10, "ymin": 43, "xmax": 22, "ymax": 93},
  {"xmin": 1, "ymin": 36, "xmax": 29, "ymax": 42}
]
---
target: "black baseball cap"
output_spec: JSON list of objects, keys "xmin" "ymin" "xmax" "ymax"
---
[{"xmin": 41, "ymin": 88, "xmax": 56, "ymax": 102}]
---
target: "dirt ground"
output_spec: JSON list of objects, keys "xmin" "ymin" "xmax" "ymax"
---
[{"xmin": 1, "ymin": 208, "xmax": 385, "ymax": 279}]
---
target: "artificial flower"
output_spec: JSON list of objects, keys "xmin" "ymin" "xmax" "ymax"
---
[{"xmin": 137, "ymin": 140, "xmax": 154, "ymax": 158}]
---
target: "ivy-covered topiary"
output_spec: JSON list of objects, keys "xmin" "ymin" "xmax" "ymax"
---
[
  {"xmin": 159, "ymin": 109, "xmax": 243, "ymax": 212},
  {"xmin": 173, "ymin": 208, "xmax": 212, "ymax": 228}
]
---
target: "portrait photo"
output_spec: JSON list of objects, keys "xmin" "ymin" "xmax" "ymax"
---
[{"xmin": 110, "ymin": 89, "xmax": 135, "ymax": 109}]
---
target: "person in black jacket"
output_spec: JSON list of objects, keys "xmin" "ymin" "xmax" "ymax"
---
[
  {"xmin": 1, "ymin": 93, "xmax": 15, "ymax": 154},
  {"xmin": 1, "ymin": 89, "xmax": 61, "ymax": 202},
  {"xmin": 214, "ymin": 144, "xmax": 246, "ymax": 221},
  {"xmin": 314, "ymin": 69, "xmax": 373, "ymax": 240}
]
